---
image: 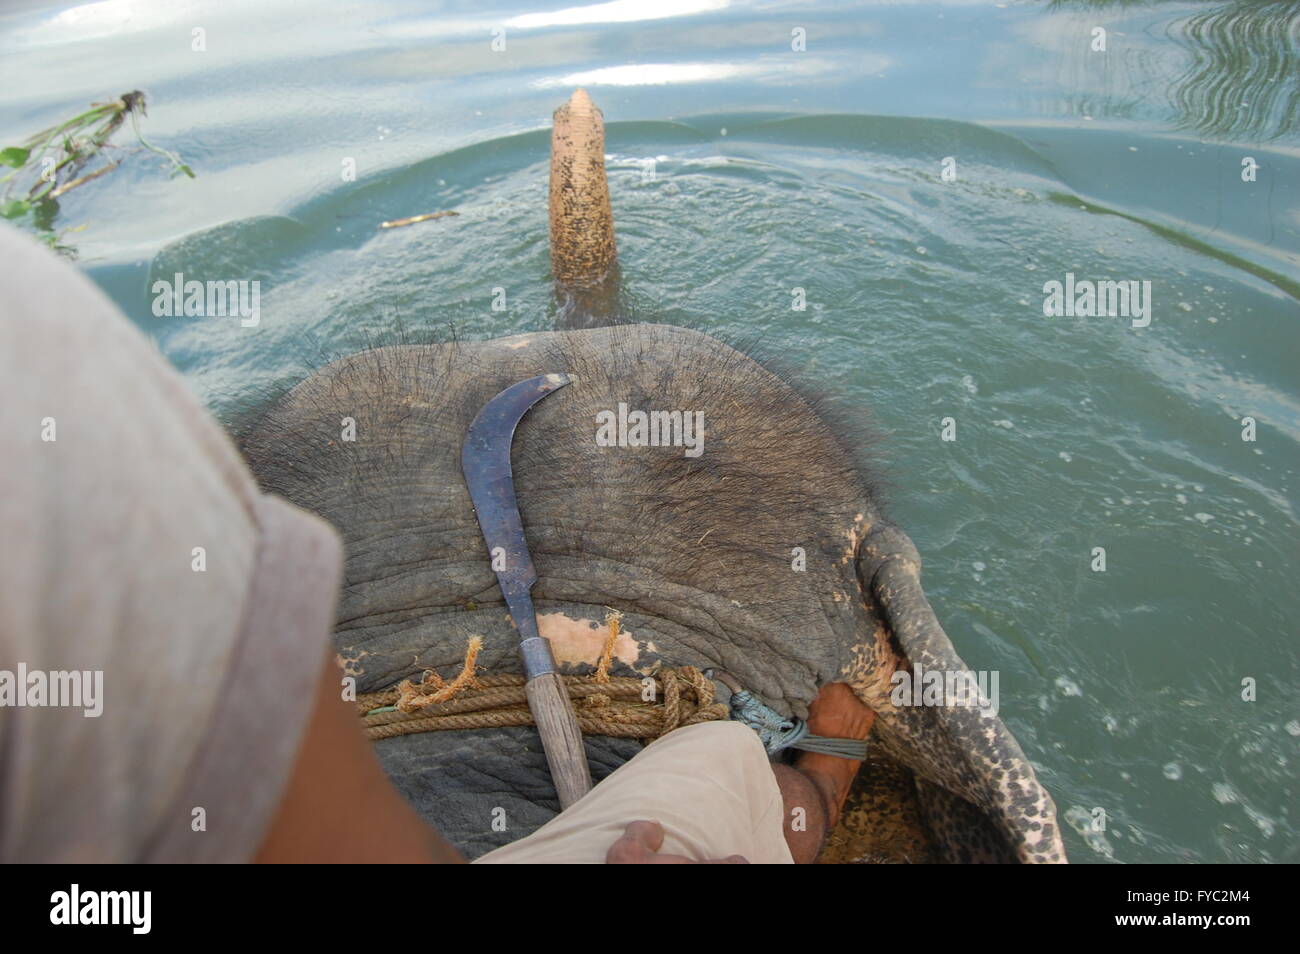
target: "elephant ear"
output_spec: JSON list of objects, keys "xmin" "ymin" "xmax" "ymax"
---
[{"xmin": 857, "ymin": 523, "xmax": 1067, "ymax": 864}]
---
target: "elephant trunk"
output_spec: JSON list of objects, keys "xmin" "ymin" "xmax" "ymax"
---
[
  {"xmin": 856, "ymin": 523, "xmax": 1068, "ymax": 863},
  {"xmin": 549, "ymin": 89, "xmax": 624, "ymax": 329}
]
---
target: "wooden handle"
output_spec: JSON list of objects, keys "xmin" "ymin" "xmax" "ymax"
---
[{"xmin": 525, "ymin": 671, "xmax": 593, "ymax": 809}]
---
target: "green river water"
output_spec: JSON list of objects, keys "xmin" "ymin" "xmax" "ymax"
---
[{"xmin": 1, "ymin": 0, "xmax": 1296, "ymax": 863}]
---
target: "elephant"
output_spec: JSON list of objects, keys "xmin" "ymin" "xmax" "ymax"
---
[{"xmin": 236, "ymin": 90, "xmax": 1066, "ymax": 863}]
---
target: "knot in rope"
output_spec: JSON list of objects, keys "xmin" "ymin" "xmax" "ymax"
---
[
  {"xmin": 728, "ymin": 689, "xmax": 810, "ymax": 754},
  {"xmin": 726, "ymin": 687, "xmax": 868, "ymax": 761}
]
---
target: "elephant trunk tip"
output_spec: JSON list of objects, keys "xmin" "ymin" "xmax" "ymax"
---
[
  {"xmin": 549, "ymin": 88, "xmax": 617, "ymax": 293},
  {"xmin": 563, "ymin": 87, "xmax": 595, "ymax": 117}
]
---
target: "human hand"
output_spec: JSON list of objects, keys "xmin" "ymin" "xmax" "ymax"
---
[{"xmin": 605, "ymin": 820, "xmax": 749, "ymax": 864}]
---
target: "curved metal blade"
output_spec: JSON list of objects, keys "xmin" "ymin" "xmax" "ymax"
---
[{"xmin": 461, "ymin": 373, "xmax": 571, "ymax": 645}]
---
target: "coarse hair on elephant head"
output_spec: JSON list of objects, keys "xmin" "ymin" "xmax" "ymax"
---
[{"xmin": 235, "ymin": 322, "xmax": 890, "ymax": 672}]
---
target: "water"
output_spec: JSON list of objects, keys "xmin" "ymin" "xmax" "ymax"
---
[{"xmin": 2, "ymin": 0, "xmax": 1296, "ymax": 863}]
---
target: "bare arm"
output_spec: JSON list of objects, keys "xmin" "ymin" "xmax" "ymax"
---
[{"xmin": 254, "ymin": 650, "xmax": 464, "ymax": 863}]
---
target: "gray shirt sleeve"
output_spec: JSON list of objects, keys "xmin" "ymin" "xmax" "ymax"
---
[{"xmin": 0, "ymin": 224, "xmax": 343, "ymax": 862}]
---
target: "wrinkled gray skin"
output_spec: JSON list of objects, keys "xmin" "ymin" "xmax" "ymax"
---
[{"xmin": 237, "ymin": 93, "xmax": 1065, "ymax": 863}]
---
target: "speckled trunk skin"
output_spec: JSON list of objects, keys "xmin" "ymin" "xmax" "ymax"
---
[
  {"xmin": 549, "ymin": 89, "xmax": 624, "ymax": 329},
  {"xmin": 237, "ymin": 90, "xmax": 1066, "ymax": 863},
  {"xmin": 857, "ymin": 526, "xmax": 1065, "ymax": 862},
  {"xmin": 819, "ymin": 751, "xmax": 936, "ymax": 864}
]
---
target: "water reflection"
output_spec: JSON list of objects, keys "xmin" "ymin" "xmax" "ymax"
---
[
  {"xmin": 1047, "ymin": 0, "xmax": 1300, "ymax": 141},
  {"xmin": 1173, "ymin": 0, "xmax": 1299, "ymax": 141},
  {"xmin": 507, "ymin": 0, "xmax": 731, "ymax": 29},
  {"xmin": 537, "ymin": 54, "xmax": 854, "ymax": 87}
]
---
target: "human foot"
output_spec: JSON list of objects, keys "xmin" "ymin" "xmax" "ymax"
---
[{"xmin": 794, "ymin": 683, "xmax": 875, "ymax": 829}]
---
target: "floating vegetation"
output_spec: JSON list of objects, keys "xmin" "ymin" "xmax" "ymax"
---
[
  {"xmin": 1, "ymin": 90, "xmax": 194, "ymax": 255},
  {"xmin": 379, "ymin": 209, "xmax": 459, "ymax": 229}
]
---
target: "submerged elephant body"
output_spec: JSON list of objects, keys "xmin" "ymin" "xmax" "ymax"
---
[
  {"xmin": 240, "ymin": 323, "xmax": 1065, "ymax": 862},
  {"xmin": 238, "ymin": 89, "xmax": 1064, "ymax": 863}
]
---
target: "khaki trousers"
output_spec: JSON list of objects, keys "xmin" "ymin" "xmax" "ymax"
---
[{"xmin": 476, "ymin": 721, "xmax": 794, "ymax": 864}]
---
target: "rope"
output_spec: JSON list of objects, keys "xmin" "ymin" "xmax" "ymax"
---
[
  {"xmin": 358, "ymin": 666, "xmax": 728, "ymax": 743},
  {"xmin": 356, "ymin": 640, "xmax": 864, "ymax": 759},
  {"xmin": 727, "ymin": 688, "xmax": 868, "ymax": 761}
]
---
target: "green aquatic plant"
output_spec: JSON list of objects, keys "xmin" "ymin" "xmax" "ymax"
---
[{"xmin": 1, "ymin": 90, "xmax": 194, "ymax": 255}]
